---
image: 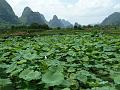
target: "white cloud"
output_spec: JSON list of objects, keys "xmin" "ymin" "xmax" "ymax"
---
[{"xmin": 7, "ymin": 0, "xmax": 120, "ymax": 25}]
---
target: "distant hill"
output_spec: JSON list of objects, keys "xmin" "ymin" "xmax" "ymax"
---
[
  {"xmin": 19, "ymin": 7, "xmax": 47, "ymax": 25},
  {"xmin": 101, "ymin": 12, "xmax": 120, "ymax": 25},
  {"xmin": 60, "ymin": 19, "xmax": 73, "ymax": 28},
  {"xmin": 0, "ymin": 0, "xmax": 19, "ymax": 24},
  {"xmin": 49, "ymin": 15, "xmax": 73, "ymax": 28},
  {"xmin": 49, "ymin": 15, "xmax": 64, "ymax": 28},
  {"xmin": 0, "ymin": 0, "xmax": 73, "ymax": 28}
]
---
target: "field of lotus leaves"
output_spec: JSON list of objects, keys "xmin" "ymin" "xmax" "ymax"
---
[{"xmin": 0, "ymin": 32, "xmax": 120, "ymax": 90}]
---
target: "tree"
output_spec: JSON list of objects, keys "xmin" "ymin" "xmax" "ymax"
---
[
  {"xmin": 39, "ymin": 24, "xmax": 50, "ymax": 30},
  {"xmin": 57, "ymin": 27, "xmax": 61, "ymax": 30},
  {"xmin": 74, "ymin": 22, "xmax": 83, "ymax": 30},
  {"xmin": 74, "ymin": 22, "xmax": 79, "ymax": 29},
  {"xmin": 78, "ymin": 25, "xmax": 82, "ymax": 30},
  {"xmin": 29, "ymin": 23, "xmax": 40, "ymax": 29}
]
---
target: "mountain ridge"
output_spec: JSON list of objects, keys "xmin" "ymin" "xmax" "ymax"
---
[
  {"xmin": 49, "ymin": 15, "xmax": 64, "ymax": 28},
  {"xmin": 101, "ymin": 12, "xmax": 120, "ymax": 25},
  {"xmin": 19, "ymin": 7, "xmax": 47, "ymax": 25},
  {"xmin": 49, "ymin": 15, "xmax": 73, "ymax": 28},
  {"xmin": 0, "ymin": 0, "xmax": 120, "ymax": 27},
  {"xmin": 0, "ymin": 0, "xmax": 19, "ymax": 24}
]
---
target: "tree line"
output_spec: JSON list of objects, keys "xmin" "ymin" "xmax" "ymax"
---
[
  {"xmin": 11, "ymin": 22, "xmax": 120, "ymax": 31},
  {"xmin": 11, "ymin": 23, "xmax": 50, "ymax": 30}
]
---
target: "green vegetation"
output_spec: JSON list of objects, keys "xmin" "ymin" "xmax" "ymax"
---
[
  {"xmin": 0, "ymin": 1, "xmax": 120, "ymax": 89},
  {"xmin": 0, "ymin": 32, "xmax": 120, "ymax": 90},
  {"xmin": 11, "ymin": 23, "xmax": 50, "ymax": 30},
  {"xmin": 0, "ymin": 25, "xmax": 120, "ymax": 37}
]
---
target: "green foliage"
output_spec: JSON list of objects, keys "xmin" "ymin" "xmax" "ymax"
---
[
  {"xmin": 91, "ymin": 86, "xmax": 117, "ymax": 90},
  {"xmin": 11, "ymin": 23, "xmax": 50, "ymax": 30},
  {"xmin": 0, "ymin": 32, "xmax": 120, "ymax": 89},
  {"xmin": 62, "ymin": 88, "xmax": 70, "ymax": 90},
  {"xmin": 6, "ymin": 63, "xmax": 17, "ymax": 73},
  {"xmin": 114, "ymin": 75, "xmax": 120, "ymax": 84},
  {"xmin": 0, "ymin": 79, "xmax": 12, "ymax": 86},
  {"xmin": 74, "ymin": 22, "xmax": 83, "ymax": 30},
  {"xmin": 76, "ymin": 70, "xmax": 90, "ymax": 83},
  {"xmin": 29, "ymin": 23, "xmax": 49, "ymax": 30},
  {"xmin": 19, "ymin": 69, "xmax": 41, "ymax": 81},
  {"xmin": 42, "ymin": 66, "xmax": 64, "ymax": 86}
]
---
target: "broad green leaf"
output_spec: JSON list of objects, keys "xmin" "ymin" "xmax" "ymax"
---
[
  {"xmin": 17, "ymin": 60, "xmax": 27, "ymax": 64},
  {"xmin": 91, "ymin": 86, "xmax": 116, "ymax": 90},
  {"xmin": 67, "ymin": 50, "xmax": 76, "ymax": 56},
  {"xmin": 95, "ymin": 64, "xmax": 105, "ymax": 69},
  {"xmin": 0, "ymin": 63, "xmax": 8, "ymax": 69},
  {"xmin": 114, "ymin": 75, "xmax": 120, "ymax": 84},
  {"xmin": 76, "ymin": 70, "xmax": 90, "ymax": 83},
  {"xmin": 76, "ymin": 73, "xmax": 87, "ymax": 83},
  {"xmin": 66, "ymin": 57, "xmax": 75, "ymax": 62},
  {"xmin": 82, "ymin": 56, "xmax": 89, "ymax": 61},
  {"xmin": 67, "ymin": 67, "xmax": 75, "ymax": 73},
  {"xmin": 23, "ymin": 53, "xmax": 37, "ymax": 60},
  {"xmin": 19, "ymin": 69, "xmax": 41, "ymax": 81},
  {"xmin": 2, "ymin": 52, "xmax": 11, "ymax": 57},
  {"xmin": 10, "ymin": 67, "xmax": 23, "ymax": 76},
  {"xmin": 62, "ymin": 88, "xmax": 70, "ymax": 90},
  {"xmin": 61, "ymin": 80, "xmax": 71, "ymax": 87},
  {"xmin": 42, "ymin": 67, "xmax": 64, "ymax": 86},
  {"xmin": 6, "ymin": 63, "xmax": 17, "ymax": 73},
  {"xmin": 0, "ymin": 79, "xmax": 12, "ymax": 86}
]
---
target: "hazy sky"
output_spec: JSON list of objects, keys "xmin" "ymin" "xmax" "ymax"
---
[{"xmin": 7, "ymin": 0, "xmax": 120, "ymax": 25}]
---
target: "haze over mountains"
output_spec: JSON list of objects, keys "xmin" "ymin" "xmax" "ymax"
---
[{"xmin": 0, "ymin": 0, "xmax": 120, "ymax": 28}]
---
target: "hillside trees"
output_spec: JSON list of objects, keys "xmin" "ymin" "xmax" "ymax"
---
[{"xmin": 11, "ymin": 23, "xmax": 50, "ymax": 30}]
